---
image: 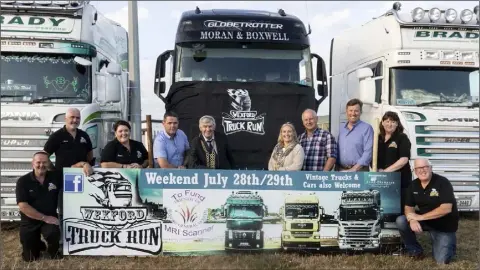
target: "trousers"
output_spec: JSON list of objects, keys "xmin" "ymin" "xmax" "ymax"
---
[
  {"xmin": 396, "ymin": 215, "xmax": 456, "ymax": 264},
  {"xmin": 19, "ymin": 222, "xmax": 61, "ymax": 262}
]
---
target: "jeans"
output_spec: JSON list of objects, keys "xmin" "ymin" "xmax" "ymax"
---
[{"xmin": 396, "ymin": 215, "xmax": 456, "ymax": 264}]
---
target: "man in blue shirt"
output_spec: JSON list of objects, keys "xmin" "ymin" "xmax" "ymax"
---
[
  {"xmin": 337, "ymin": 98, "xmax": 373, "ymax": 171},
  {"xmin": 153, "ymin": 111, "xmax": 190, "ymax": 168}
]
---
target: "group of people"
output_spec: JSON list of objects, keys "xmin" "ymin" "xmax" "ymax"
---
[{"xmin": 15, "ymin": 103, "xmax": 459, "ymax": 264}]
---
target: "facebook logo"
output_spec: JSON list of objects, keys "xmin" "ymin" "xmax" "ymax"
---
[{"xmin": 64, "ymin": 174, "xmax": 84, "ymax": 193}]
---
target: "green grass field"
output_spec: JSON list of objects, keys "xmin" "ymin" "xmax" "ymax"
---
[{"xmin": 1, "ymin": 215, "xmax": 478, "ymax": 269}]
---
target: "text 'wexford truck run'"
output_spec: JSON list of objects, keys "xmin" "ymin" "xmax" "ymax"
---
[
  {"xmin": 221, "ymin": 191, "xmax": 268, "ymax": 250},
  {"xmin": 0, "ymin": 1, "xmax": 130, "ymax": 221},
  {"xmin": 153, "ymin": 7, "xmax": 328, "ymax": 170},
  {"xmin": 329, "ymin": 2, "xmax": 479, "ymax": 211}
]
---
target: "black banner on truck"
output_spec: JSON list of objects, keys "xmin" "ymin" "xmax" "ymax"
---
[{"xmin": 165, "ymin": 82, "xmax": 316, "ymax": 170}]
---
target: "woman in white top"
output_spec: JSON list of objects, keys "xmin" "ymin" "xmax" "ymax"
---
[{"xmin": 268, "ymin": 122, "xmax": 305, "ymax": 171}]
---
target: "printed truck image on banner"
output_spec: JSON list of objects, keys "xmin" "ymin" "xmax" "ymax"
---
[
  {"xmin": 63, "ymin": 168, "xmax": 402, "ymax": 256},
  {"xmin": 62, "ymin": 168, "xmax": 164, "ymax": 256}
]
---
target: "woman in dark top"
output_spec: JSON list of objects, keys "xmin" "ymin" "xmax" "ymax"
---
[
  {"xmin": 377, "ymin": 111, "xmax": 412, "ymax": 213},
  {"xmin": 100, "ymin": 120, "xmax": 149, "ymax": 168}
]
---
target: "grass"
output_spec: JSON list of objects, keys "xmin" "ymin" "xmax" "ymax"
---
[{"xmin": 1, "ymin": 214, "xmax": 478, "ymax": 269}]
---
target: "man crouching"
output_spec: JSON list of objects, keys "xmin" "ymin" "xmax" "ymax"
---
[{"xmin": 16, "ymin": 152, "xmax": 63, "ymax": 262}]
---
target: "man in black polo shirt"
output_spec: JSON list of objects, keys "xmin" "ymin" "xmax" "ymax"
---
[
  {"xmin": 43, "ymin": 108, "xmax": 94, "ymax": 175},
  {"xmin": 16, "ymin": 152, "xmax": 62, "ymax": 261},
  {"xmin": 43, "ymin": 107, "xmax": 94, "ymax": 244},
  {"xmin": 395, "ymin": 158, "xmax": 459, "ymax": 264}
]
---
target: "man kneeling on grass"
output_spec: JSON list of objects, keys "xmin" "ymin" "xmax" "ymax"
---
[
  {"xmin": 396, "ymin": 158, "xmax": 459, "ymax": 264},
  {"xmin": 16, "ymin": 152, "xmax": 63, "ymax": 262}
]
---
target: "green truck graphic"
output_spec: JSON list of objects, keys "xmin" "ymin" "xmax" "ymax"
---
[{"xmin": 221, "ymin": 191, "xmax": 268, "ymax": 250}]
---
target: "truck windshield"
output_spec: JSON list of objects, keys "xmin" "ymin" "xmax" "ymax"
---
[
  {"xmin": 175, "ymin": 44, "xmax": 313, "ymax": 86},
  {"xmin": 339, "ymin": 207, "xmax": 377, "ymax": 221},
  {"xmin": 228, "ymin": 205, "xmax": 262, "ymax": 219},
  {"xmin": 284, "ymin": 204, "xmax": 318, "ymax": 219},
  {"xmin": 1, "ymin": 53, "xmax": 92, "ymax": 104},
  {"xmin": 391, "ymin": 67, "xmax": 479, "ymax": 107}
]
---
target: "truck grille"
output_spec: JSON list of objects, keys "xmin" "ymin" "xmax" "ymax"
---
[
  {"xmin": 292, "ymin": 231, "xmax": 313, "ymax": 238},
  {"xmin": 233, "ymin": 231, "xmax": 255, "ymax": 239},
  {"xmin": 1, "ymin": 162, "xmax": 33, "ymax": 171},
  {"xmin": 291, "ymin": 223, "xmax": 313, "ymax": 230},
  {"xmin": 342, "ymin": 222, "xmax": 374, "ymax": 238},
  {"xmin": 415, "ymin": 125, "xmax": 479, "ymax": 158},
  {"xmin": 0, "ymin": 127, "xmax": 54, "ymax": 136}
]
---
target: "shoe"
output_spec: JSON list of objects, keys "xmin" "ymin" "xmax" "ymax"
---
[{"xmin": 393, "ymin": 248, "xmax": 424, "ymax": 260}]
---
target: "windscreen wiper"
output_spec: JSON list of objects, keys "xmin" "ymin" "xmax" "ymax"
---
[
  {"xmin": 28, "ymin": 96, "xmax": 79, "ymax": 104},
  {"xmin": 416, "ymin": 100, "xmax": 461, "ymax": 107}
]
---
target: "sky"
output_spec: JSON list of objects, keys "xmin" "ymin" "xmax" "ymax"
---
[{"xmin": 90, "ymin": 1, "xmax": 478, "ymax": 119}]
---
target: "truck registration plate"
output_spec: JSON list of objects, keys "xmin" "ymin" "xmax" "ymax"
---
[{"xmin": 457, "ymin": 199, "xmax": 472, "ymax": 207}]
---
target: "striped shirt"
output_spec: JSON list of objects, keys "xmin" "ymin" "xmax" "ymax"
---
[{"xmin": 299, "ymin": 128, "xmax": 337, "ymax": 171}]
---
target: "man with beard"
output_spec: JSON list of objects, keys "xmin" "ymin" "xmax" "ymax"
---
[
  {"xmin": 16, "ymin": 152, "xmax": 63, "ymax": 261},
  {"xmin": 43, "ymin": 108, "xmax": 94, "ymax": 249},
  {"xmin": 43, "ymin": 108, "xmax": 94, "ymax": 175}
]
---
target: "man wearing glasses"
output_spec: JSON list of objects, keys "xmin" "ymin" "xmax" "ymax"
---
[{"xmin": 395, "ymin": 158, "xmax": 459, "ymax": 264}]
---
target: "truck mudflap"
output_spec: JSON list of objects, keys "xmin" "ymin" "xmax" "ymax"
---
[{"xmin": 224, "ymin": 230, "xmax": 264, "ymax": 250}]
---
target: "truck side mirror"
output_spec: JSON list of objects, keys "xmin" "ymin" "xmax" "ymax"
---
[
  {"xmin": 105, "ymin": 76, "xmax": 121, "ymax": 102},
  {"xmin": 107, "ymin": 62, "xmax": 122, "ymax": 76},
  {"xmin": 154, "ymin": 50, "xmax": 172, "ymax": 96},
  {"xmin": 311, "ymin": 53, "xmax": 328, "ymax": 105},
  {"xmin": 356, "ymin": 67, "xmax": 375, "ymax": 105}
]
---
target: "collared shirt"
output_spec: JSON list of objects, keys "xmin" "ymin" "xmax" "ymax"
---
[
  {"xmin": 16, "ymin": 170, "xmax": 62, "ymax": 224},
  {"xmin": 100, "ymin": 138, "xmax": 148, "ymax": 165},
  {"xmin": 153, "ymin": 129, "xmax": 189, "ymax": 167},
  {"xmin": 202, "ymin": 135, "xmax": 217, "ymax": 153},
  {"xmin": 377, "ymin": 132, "xmax": 412, "ymax": 188},
  {"xmin": 337, "ymin": 120, "xmax": 373, "ymax": 167},
  {"xmin": 405, "ymin": 173, "xmax": 459, "ymax": 232},
  {"xmin": 299, "ymin": 128, "xmax": 337, "ymax": 171},
  {"xmin": 43, "ymin": 125, "xmax": 93, "ymax": 169}
]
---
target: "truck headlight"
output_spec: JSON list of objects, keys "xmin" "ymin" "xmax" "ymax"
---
[
  {"xmin": 228, "ymin": 230, "xmax": 233, "ymax": 239},
  {"xmin": 460, "ymin": 9, "xmax": 473, "ymax": 23},
  {"xmin": 401, "ymin": 111, "xmax": 425, "ymax": 122},
  {"xmin": 314, "ymin": 235, "xmax": 320, "ymax": 239},
  {"xmin": 256, "ymin": 230, "xmax": 261, "ymax": 240}
]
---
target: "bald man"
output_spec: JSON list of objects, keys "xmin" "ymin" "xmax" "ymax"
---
[
  {"xmin": 43, "ymin": 108, "xmax": 94, "ymax": 242},
  {"xmin": 298, "ymin": 109, "xmax": 337, "ymax": 171},
  {"xmin": 16, "ymin": 152, "xmax": 62, "ymax": 261},
  {"xmin": 395, "ymin": 158, "xmax": 459, "ymax": 264},
  {"xmin": 44, "ymin": 108, "xmax": 94, "ymax": 175}
]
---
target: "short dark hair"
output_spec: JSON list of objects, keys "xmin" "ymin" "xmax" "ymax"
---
[
  {"xmin": 379, "ymin": 111, "xmax": 404, "ymax": 138},
  {"xmin": 164, "ymin": 111, "xmax": 179, "ymax": 121},
  {"xmin": 113, "ymin": 120, "xmax": 131, "ymax": 132},
  {"xmin": 346, "ymin": 98, "xmax": 363, "ymax": 110}
]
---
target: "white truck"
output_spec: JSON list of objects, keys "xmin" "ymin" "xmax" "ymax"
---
[
  {"xmin": 1, "ymin": 0, "xmax": 130, "ymax": 221},
  {"xmin": 335, "ymin": 190, "xmax": 383, "ymax": 251},
  {"xmin": 329, "ymin": 2, "xmax": 479, "ymax": 211}
]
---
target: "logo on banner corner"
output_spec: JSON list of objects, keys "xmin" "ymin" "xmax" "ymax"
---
[
  {"xmin": 63, "ymin": 170, "xmax": 162, "ymax": 255},
  {"xmin": 222, "ymin": 88, "xmax": 266, "ymax": 135}
]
